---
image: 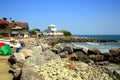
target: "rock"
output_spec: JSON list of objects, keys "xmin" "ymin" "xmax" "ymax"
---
[
  {"xmin": 88, "ymin": 48, "xmax": 101, "ymax": 55},
  {"xmin": 31, "ymin": 46, "xmax": 42, "ymax": 55},
  {"xmin": 69, "ymin": 51, "xmax": 89, "ymax": 63},
  {"xmin": 101, "ymin": 64, "xmax": 120, "ymax": 80},
  {"xmin": 103, "ymin": 53, "xmax": 111, "ymax": 61},
  {"xmin": 8, "ymin": 53, "xmax": 25, "ymax": 66},
  {"xmin": 9, "ymin": 68, "xmax": 16, "ymax": 73},
  {"xmin": 8, "ymin": 55, "xmax": 17, "ymax": 65},
  {"xmin": 88, "ymin": 54, "xmax": 104, "ymax": 62},
  {"xmin": 95, "ymin": 61, "xmax": 110, "ymax": 66},
  {"xmin": 53, "ymin": 43, "xmax": 64, "ymax": 53},
  {"xmin": 13, "ymin": 68, "xmax": 21, "ymax": 80},
  {"xmin": 38, "ymin": 59, "xmax": 114, "ymax": 80},
  {"xmin": 27, "ymin": 54, "xmax": 45, "ymax": 66},
  {"xmin": 63, "ymin": 45, "xmax": 73, "ymax": 54},
  {"xmin": 41, "ymin": 42, "xmax": 51, "ymax": 51},
  {"xmin": 73, "ymin": 44, "xmax": 88, "ymax": 55},
  {"xmin": 58, "ymin": 51, "xmax": 68, "ymax": 58},
  {"xmin": 108, "ymin": 56, "xmax": 120, "ymax": 63},
  {"xmin": 8, "ymin": 54, "xmax": 25, "ymax": 80},
  {"xmin": 42, "ymin": 49, "xmax": 61, "ymax": 60},
  {"xmin": 27, "ymin": 49, "xmax": 60, "ymax": 66},
  {"xmin": 14, "ymin": 53, "xmax": 25, "ymax": 61},
  {"xmin": 81, "ymin": 47, "xmax": 88, "ymax": 55},
  {"xmin": 39, "ymin": 59, "xmax": 82, "ymax": 80},
  {"xmin": 109, "ymin": 48, "xmax": 120, "ymax": 57},
  {"xmin": 113, "ymin": 70, "xmax": 120, "ymax": 79},
  {"xmin": 19, "ymin": 48, "xmax": 34, "ymax": 59},
  {"xmin": 21, "ymin": 62, "xmax": 44, "ymax": 80}
]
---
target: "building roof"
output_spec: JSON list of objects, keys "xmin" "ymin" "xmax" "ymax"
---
[
  {"xmin": 0, "ymin": 20, "xmax": 9, "ymax": 28},
  {"xmin": 43, "ymin": 29, "xmax": 51, "ymax": 32},
  {"xmin": 0, "ymin": 20, "xmax": 9, "ymax": 25},
  {"xmin": 0, "ymin": 20, "xmax": 7, "ymax": 24},
  {"xmin": 9, "ymin": 22, "xmax": 29, "ymax": 29}
]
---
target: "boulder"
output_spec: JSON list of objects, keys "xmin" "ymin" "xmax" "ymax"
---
[
  {"xmin": 14, "ymin": 52, "xmax": 25, "ymax": 61},
  {"xmin": 8, "ymin": 53, "xmax": 25, "ymax": 65},
  {"xmin": 95, "ymin": 61, "xmax": 110, "ymax": 66},
  {"xmin": 58, "ymin": 51, "xmax": 68, "ymax": 58},
  {"xmin": 101, "ymin": 66, "xmax": 120, "ymax": 80},
  {"xmin": 27, "ymin": 49, "xmax": 60, "ymax": 66},
  {"xmin": 31, "ymin": 46, "xmax": 42, "ymax": 55},
  {"xmin": 53, "ymin": 43, "xmax": 64, "ymax": 53},
  {"xmin": 109, "ymin": 48, "xmax": 120, "ymax": 57},
  {"xmin": 19, "ymin": 48, "xmax": 34, "ymax": 59},
  {"xmin": 88, "ymin": 55, "xmax": 104, "ymax": 62},
  {"xmin": 113, "ymin": 70, "xmax": 120, "ymax": 79},
  {"xmin": 88, "ymin": 48, "xmax": 101, "ymax": 55},
  {"xmin": 73, "ymin": 45, "xmax": 88, "ymax": 54},
  {"xmin": 102, "ymin": 53, "xmax": 111, "ymax": 61},
  {"xmin": 64, "ymin": 45, "xmax": 73, "ymax": 54},
  {"xmin": 41, "ymin": 42, "xmax": 51, "ymax": 51},
  {"xmin": 42, "ymin": 49, "xmax": 61, "ymax": 60},
  {"xmin": 13, "ymin": 68, "xmax": 21, "ymax": 80},
  {"xmin": 21, "ymin": 62, "xmax": 44, "ymax": 80},
  {"xmin": 69, "ymin": 51, "xmax": 89, "ymax": 63},
  {"xmin": 108, "ymin": 56, "xmax": 120, "ymax": 63},
  {"xmin": 27, "ymin": 54, "xmax": 45, "ymax": 66}
]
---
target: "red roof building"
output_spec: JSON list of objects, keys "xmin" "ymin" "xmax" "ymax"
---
[{"xmin": 0, "ymin": 20, "xmax": 9, "ymax": 28}]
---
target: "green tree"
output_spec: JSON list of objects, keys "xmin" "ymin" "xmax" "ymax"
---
[
  {"xmin": 59, "ymin": 30, "xmax": 72, "ymax": 36},
  {"xmin": 29, "ymin": 29, "xmax": 40, "ymax": 35},
  {"xmin": 2, "ymin": 17, "xmax": 7, "ymax": 20}
]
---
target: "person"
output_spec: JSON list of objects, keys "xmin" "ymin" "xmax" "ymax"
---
[
  {"xmin": 15, "ymin": 41, "xmax": 25, "ymax": 53},
  {"xmin": 19, "ymin": 41, "xmax": 25, "ymax": 47},
  {"xmin": 16, "ymin": 46, "xmax": 22, "ymax": 52}
]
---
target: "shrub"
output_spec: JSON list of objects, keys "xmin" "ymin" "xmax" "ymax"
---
[{"xmin": 59, "ymin": 30, "xmax": 72, "ymax": 36}]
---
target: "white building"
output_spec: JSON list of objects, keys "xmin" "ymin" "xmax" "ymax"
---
[{"xmin": 43, "ymin": 24, "xmax": 63, "ymax": 36}]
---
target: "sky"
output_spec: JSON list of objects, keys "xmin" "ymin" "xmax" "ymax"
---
[{"xmin": 0, "ymin": 0, "xmax": 120, "ymax": 35}]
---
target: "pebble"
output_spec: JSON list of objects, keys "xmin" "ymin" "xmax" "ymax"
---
[{"xmin": 38, "ymin": 59, "xmax": 114, "ymax": 80}]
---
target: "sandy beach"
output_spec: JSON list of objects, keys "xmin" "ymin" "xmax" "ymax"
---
[{"xmin": 0, "ymin": 56, "xmax": 13, "ymax": 80}]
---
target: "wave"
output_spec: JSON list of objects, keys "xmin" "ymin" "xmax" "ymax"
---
[{"xmin": 86, "ymin": 42, "xmax": 99, "ymax": 46}]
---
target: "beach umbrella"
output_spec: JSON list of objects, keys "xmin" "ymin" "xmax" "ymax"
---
[{"xmin": 0, "ymin": 42, "xmax": 13, "ymax": 55}]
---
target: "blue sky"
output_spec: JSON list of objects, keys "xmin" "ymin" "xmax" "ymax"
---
[{"xmin": 0, "ymin": 0, "xmax": 120, "ymax": 35}]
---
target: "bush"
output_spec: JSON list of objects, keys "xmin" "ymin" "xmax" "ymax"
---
[{"xmin": 59, "ymin": 30, "xmax": 72, "ymax": 36}]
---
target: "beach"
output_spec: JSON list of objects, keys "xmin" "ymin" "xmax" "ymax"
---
[{"xmin": 0, "ymin": 56, "xmax": 13, "ymax": 80}]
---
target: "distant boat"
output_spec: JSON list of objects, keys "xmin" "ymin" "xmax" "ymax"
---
[{"xmin": 87, "ymin": 42, "xmax": 99, "ymax": 45}]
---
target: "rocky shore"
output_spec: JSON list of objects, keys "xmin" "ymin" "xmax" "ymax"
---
[{"xmin": 8, "ymin": 37, "xmax": 120, "ymax": 80}]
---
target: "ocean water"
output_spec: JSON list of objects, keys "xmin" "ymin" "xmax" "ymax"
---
[
  {"xmin": 75, "ymin": 35, "xmax": 120, "ymax": 41},
  {"xmin": 72, "ymin": 35, "xmax": 120, "ymax": 53}
]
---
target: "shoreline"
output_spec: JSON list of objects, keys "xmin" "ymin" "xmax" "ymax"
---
[{"xmin": 0, "ymin": 36, "xmax": 120, "ymax": 80}]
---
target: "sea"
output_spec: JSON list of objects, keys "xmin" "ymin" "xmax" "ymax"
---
[{"xmin": 71, "ymin": 35, "xmax": 120, "ymax": 53}]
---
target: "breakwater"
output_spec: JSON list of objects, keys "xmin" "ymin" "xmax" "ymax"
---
[{"xmin": 43, "ymin": 36, "xmax": 117, "ymax": 46}]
